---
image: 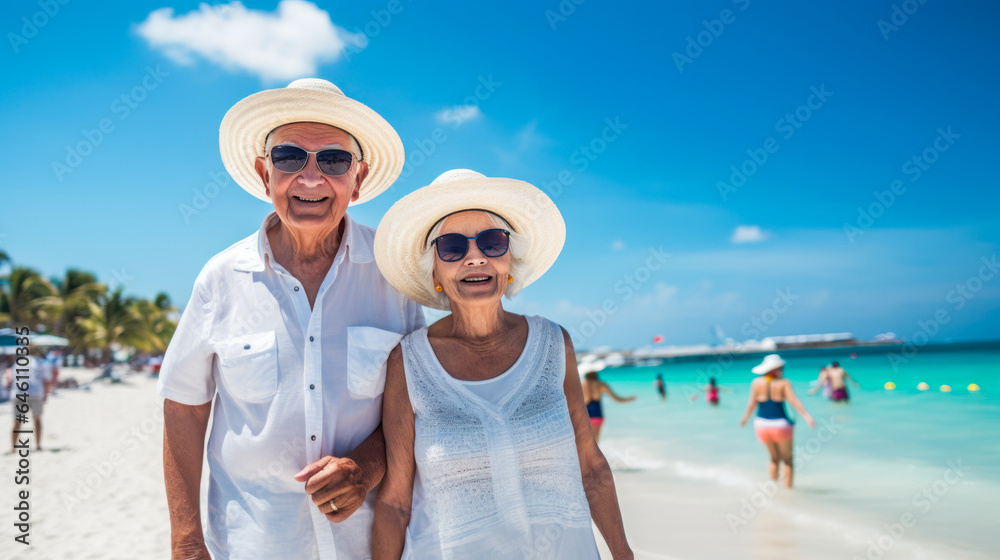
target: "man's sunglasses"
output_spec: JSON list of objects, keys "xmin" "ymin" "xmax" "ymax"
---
[
  {"xmin": 431, "ymin": 229, "xmax": 510, "ymax": 262},
  {"xmin": 268, "ymin": 145, "xmax": 358, "ymax": 177}
]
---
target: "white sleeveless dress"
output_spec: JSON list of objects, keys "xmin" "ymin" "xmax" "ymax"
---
[{"xmin": 400, "ymin": 315, "xmax": 600, "ymax": 560}]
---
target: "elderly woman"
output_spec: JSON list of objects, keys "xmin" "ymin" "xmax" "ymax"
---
[{"xmin": 371, "ymin": 170, "xmax": 633, "ymax": 559}]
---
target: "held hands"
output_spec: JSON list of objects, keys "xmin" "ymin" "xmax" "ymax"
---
[{"xmin": 294, "ymin": 455, "xmax": 369, "ymax": 523}]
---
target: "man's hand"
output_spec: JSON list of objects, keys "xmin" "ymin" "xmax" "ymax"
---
[
  {"xmin": 295, "ymin": 456, "xmax": 369, "ymax": 523},
  {"xmin": 163, "ymin": 399, "xmax": 212, "ymax": 560}
]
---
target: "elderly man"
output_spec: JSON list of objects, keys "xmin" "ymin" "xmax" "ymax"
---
[{"xmin": 159, "ymin": 79, "xmax": 424, "ymax": 560}]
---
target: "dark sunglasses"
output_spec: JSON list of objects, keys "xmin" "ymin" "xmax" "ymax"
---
[
  {"xmin": 268, "ymin": 145, "xmax": 357, "ymax": 176},
  {"xmin": 432, "ymin": 229, "xmax": 510, "ymax": 262}
]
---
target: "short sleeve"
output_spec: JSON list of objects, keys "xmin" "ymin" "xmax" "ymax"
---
[{"xmin": 158, "ymin": 268, "xmax": 217, "ymax": 405}]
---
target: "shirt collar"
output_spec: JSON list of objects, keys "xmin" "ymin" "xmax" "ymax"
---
[{"xmin": 233, "ymin": 212, "xmax": 373, "ymax": 273}]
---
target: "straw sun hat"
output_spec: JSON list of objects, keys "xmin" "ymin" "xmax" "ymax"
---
[
  {"xmin": 752, "ymin": 354, "xmax": 786, "ymax": 375},
  {"xmin": 374, "ymin": 169, "xmax": 565, "ymax": 310},
  {"xmin": 219, "ymin": 78, "xmax": 404, "ymax": 204}
]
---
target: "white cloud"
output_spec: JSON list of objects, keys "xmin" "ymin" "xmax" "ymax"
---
[
  {"xmin": 513, "ymin": 120, "xmax": 553, "ymax": 152},
  {"xmin": 611, "ymin": 239, "xmax": 625, "ymax": 251},
  {"xmin": 435, "ymin": 105, "xmax": 482, "ymax": 127},
  {"xmin": 731, "ymin": 225, "xmax": 770, "ymax": 244},
  {"xmin": 496, "ymin": 120, "xmax": 554, "ymax": 167},
  {"xmin": 136, "ymin": 1, "xmax": 363, "ymax": 83}
]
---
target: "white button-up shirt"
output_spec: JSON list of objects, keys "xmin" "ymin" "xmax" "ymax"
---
[{"xmin": 158, "ymin": 212, "xmax": 425, "ymax": 560}]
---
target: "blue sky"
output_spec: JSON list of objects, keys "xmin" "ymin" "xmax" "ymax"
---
[{"xmin": 2, "ymin": 0, "xmax": 998, "ymax": 349}]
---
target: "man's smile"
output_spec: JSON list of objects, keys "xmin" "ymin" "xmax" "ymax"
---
[{"xmin": 292, "ymin": 195, "xmax": 329, "ymax": 204}]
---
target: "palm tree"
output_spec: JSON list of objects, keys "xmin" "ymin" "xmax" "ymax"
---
[
  {"xmin": 133, "ymin": 294, "xmax": 177, "ymax": 354},
  {"xmin": 76, "ymin": 287, "xmax": 153, "ymax": 363},
  {"xmin": 0, "ymin": 249, "xmax": 10, "ymax": 324},
  {"xmin": 36, "ymin": 269, "xmax": 106, "ymax": 350},
  {"xmin": 0, "ymin": 267, "xmax": 58, "ymax": 329}
]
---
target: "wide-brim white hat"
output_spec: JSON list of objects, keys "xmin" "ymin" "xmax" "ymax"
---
[
  {"xmin": 219, "ymin": 78, "xmax": 404, "ymax": 204},
  {"xmin": 374, "ymin": 169, "xmax": 565, "ymax": 310},
  {"xmin": 752, "ymin": 354, "xmax": 786, "ymax": 375}
]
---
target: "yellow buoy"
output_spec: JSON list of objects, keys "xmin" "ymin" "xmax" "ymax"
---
[
  {"xmin": 884, "ymin": 382, "xmax": 896, "ymax": 390},
  {"xmin": 917, "ymin": 382, "xmax": 929, "ymax": 391},
  {"xmin": 940, "ymin": 385, "xmax": 952, "ymax": 392},
  {"xmin": 968, "ymin": 383, "xmax": 980, "ymax": 392}
]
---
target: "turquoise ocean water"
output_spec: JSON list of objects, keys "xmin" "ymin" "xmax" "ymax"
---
[{"xmin": 593, "ymin": 343, "xmax": 1000, "ymax": 557}]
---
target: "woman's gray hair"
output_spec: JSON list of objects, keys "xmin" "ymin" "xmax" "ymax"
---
[{"xmin": 419, "ymin": 211, "xmax": 531, "ymax": 309}]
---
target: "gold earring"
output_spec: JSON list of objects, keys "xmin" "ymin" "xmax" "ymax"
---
[
  {"xmin": 507, "ymin": 275, "xmax": 513, "ymax": 284},
  {"xmin": 435, "ymin": 285, "xmax": 443, "ymax": 292}
]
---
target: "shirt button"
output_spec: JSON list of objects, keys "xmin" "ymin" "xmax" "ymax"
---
[
  {"xmin": 310, "ymin": 435, "xmax": 316, "ymax": 441},
  {"xmin": 294, "ymin": 286, "xmax": 300, "ymax": 291},
  {"xmin": 309, "ymin": 384, "xmax": 315, "ymax": 390},
  {"xmin": 309, "ymin": 336, "xmax": 315, "ymax": 342}
]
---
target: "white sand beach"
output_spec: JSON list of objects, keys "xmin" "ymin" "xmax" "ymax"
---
[
  {"xmin": 2, "ymin": 368, "xmax": 992, "ymax": 560},
  {"xmin": 2, "ymin": 368, "xmax": 171, "ymax": 559}
]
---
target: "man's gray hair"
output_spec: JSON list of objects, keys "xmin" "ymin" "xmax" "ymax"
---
[
  {"xmin": 419, "ymin": 211, "xmax": 531, "ymax": 309},
  {"xmin": 264, "ymin": 123, "xmax": 363, "ymax": 161}
]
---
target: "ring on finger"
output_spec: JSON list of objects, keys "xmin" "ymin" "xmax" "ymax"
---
[{"xmin": 328, "ymin": 499, "xmax": 338, "ymax": 513}]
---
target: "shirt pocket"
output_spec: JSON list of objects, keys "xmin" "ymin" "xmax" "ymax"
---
[
  {"xmin": 216, "ymin": 330, "xmax": 278, "ymax": 402},
  {"xmin": 346, "ymin": 326, "xmax": 403, "ymax": 399}
]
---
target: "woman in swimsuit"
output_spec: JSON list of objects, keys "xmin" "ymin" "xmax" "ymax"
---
[
  {"xmin": 654, "ymin": 374, "xmax": 667, "ymax": 401},
  {"xmin": 739, "ymin": 355, "xmax": 816, "ymax": 488},
  {"xmin": 706, "ymin": 377, "xmax": 720, "ymax": 406},
  {"xmin": 583, "ymin": 371, "xmax": 636, "ymax": 443}
]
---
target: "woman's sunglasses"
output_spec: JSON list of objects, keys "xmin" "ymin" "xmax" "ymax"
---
[
  {"xmin": 432, "ymin": 229, "xmax": 510, "ymax": 262},
  {"xmin": 268, "ymin": 145, "xmax": 357, "ymax": 177}
]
